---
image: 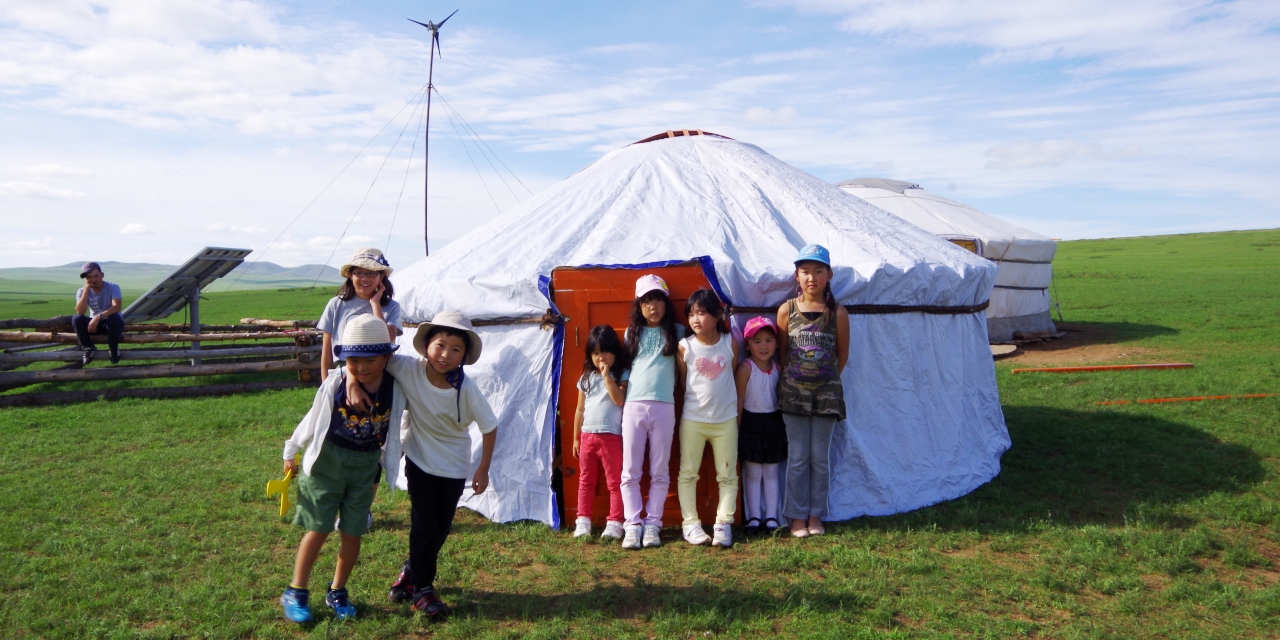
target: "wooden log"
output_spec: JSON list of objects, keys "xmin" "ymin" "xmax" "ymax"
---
[
  {"xmin": 0, "ymin": 316, "xmax": 74, "ymax": 330},
  {"xmin": 1, "ymin": 342, "xmax": 63, "ymax": 353},
  {"xmin": 0, "ymin": 344, "xmax": 320, "ymax": 364},
  {"xmin": 0, "ymin": 380, "xmax": 317, "ymax": 408},
  {"xmin": 0, "ymin": 330, "xmax": 322, "ymax": 345},
  {"xmin": 0, "ymin": 358, "xmax": 320, "ymax": 385},
  {"xmin": 241, "ymin": 318, "xmax": 318, "ymax": 328}
]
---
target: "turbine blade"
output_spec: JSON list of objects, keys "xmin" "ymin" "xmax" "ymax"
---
[
  {"xmin": 436, "ymin": 9, "xmax": 458, "ymax": 28},
  {"xmin": 407, "ymin": 18, "xmax": 430, "ymax": 28}
]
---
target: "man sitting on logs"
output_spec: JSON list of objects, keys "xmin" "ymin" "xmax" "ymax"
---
[{"xmin": 73, "ymin": 262, "xmax": 124, "ymax": 365}]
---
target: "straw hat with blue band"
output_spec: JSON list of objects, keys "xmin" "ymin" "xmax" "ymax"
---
[
  {"xmin": 794, "ymin": 244, "xmax": 831, "ymax": 266},
  {"xmin": 340, "ymin": 248, "xmax": 394, "ymax": 278},
  {"xmin": 333, "ymin": 313, "xmax": 400, "ymax": 360}
]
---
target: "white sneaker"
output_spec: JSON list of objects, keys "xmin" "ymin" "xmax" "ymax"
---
[
  {"xmin": 573, "ymin": 516, "xmax": 593, "ymax": 538},
  {"xmin": 601, "ymin": 520, "xmax": 624, "ymax": 540},
  {"xmin": 622, "ymin": 524, "xmax": 643, "ymax": 550},
  {"xmin": 682, "ymin": 523, "xmax": 711, "ymax": 545},
  {"xmin": 643, "ymin": 524, "xmax": 662, "ymax": 548},
  {"xmin": 712, "ymin": 523, "xmax": 733, "ymax": 548}
]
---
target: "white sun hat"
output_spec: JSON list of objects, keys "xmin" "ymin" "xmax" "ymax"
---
[
  {"xmin": 333, "ymin": 313, "xmax": 399, "ymax": 359},
  {"xmin": 340, "ymin": 248, "xmax": 394, "ymax": 278},
  {"xmin": 412, "ymin": 310, "xmax": 483, "ymax": 365}
]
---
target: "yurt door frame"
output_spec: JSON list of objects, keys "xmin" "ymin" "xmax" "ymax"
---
[{"xmin": 551, "ymin": 261, "xmax": 735, "ymax": 527}]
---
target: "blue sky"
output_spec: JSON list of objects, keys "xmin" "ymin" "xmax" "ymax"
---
[{"xmin": 2, "ymin": 0, "xmax": 1278, "ymax": 269}]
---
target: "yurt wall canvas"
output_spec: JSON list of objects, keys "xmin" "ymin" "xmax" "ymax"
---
[
  {"xmin": 394, "ymin": 134, "xmax": 1010, "ymax": 527},
  {"xmin": 837, "ymin": 178, "xmax": 1059, "ymax": 343}
]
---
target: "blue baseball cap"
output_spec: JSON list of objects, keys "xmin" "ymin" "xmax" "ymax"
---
[{"xmin": 794, "ymin": 244, "xmax": 831, "ymax": 266}]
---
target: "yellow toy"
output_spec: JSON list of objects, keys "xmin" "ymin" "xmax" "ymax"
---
[{"xmin": 266, "ymin": 456, "xmax": 300, "ymax": 517}]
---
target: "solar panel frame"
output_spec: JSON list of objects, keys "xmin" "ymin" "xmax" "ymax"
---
[{"xmin": 121, "ymin": 247, "xmax": 252, "ymax": 322}]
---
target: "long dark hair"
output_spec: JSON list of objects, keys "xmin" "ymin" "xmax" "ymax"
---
[
  {"xmin": 626, "ymin": 290, "xmax": 679, "ymax": 358},
  {"xmin": 579, "ymin": 325, "xmax": 629, "ymax": 392},
  {"xmin": 794, "ymin": 262, "xmax": 838, "ymax": 313},
  {"xmin": 686, "ymin": 288, "xmax": 729, "ymax": 334},
  {"xmin": 338, "ymin": 274, "xmax": 395, "ymax": 306}
]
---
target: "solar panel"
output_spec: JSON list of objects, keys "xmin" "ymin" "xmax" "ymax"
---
[{"xmin": 122, "ymin": 247, "xmax": 252, "ymax": 322}]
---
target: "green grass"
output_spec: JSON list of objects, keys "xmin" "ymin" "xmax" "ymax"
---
[{"xmin": 1, "ymin": 229, "xmax": 1278, "ymax": 638}]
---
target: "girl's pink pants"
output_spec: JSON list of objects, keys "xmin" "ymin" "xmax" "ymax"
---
[{"xmin": 619, "ymin": 400, "xmax": 676, "ymax": 527}]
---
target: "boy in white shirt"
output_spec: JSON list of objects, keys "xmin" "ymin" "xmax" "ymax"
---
[{"xmin": 346, "ymin": 310, "xmax": 497, "ymax": 620}]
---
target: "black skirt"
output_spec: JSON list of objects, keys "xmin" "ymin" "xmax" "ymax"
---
[{"xmin": 738, "ymin": 410, "xmax": 788, "ymax": 464}]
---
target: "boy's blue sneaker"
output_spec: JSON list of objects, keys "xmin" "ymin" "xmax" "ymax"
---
[
  {"xmin": 326, "ymin": 585, "xmax": 358, "ymax": 621},
  {"xmin": 281, "ymin": 587, "xmax": 313, "ymax": 623}
]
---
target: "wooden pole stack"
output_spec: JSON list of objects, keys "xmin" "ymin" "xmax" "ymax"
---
[{"xmin": 0, "ymin": 316, "xmax": 325, "ymax": 404}]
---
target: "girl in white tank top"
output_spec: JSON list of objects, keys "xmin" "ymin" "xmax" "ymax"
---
[
  {"xmin": 675, "ymin": 289, "xmax": 741, "ymax": 547},
  {"xmin": 734, "ymin": 316, "xmax": 787, "ymax": 536}
]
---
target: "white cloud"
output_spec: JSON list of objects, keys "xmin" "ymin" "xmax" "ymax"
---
[
  {"xmin": 0, "ymin": 180, "xmax": 86, "ymax": 199},
  {"xmin": 206, "ymin": 222, "xmax": 267, "ymax": 234},
  {"xmin": 7, "ymin": 163, "xmax": 93, "ymax": 176},
  {"xmin": 985, "ymin": 140, "xmax": 1143, "ymax": 169},
  {"xmin": 743, "ymin": 106, "xmax": 798, "ymax": 123},
  {"xmin": 119, "ymin": 223, "xmax": 152, "ymax": 234}
]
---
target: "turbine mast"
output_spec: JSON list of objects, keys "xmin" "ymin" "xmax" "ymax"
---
[{"xmin": 408, "ymin": 10, "xmax": 457, "ymax": 257}]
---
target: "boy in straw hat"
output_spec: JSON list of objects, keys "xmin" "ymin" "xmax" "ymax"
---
[
  {"xmin": 344, "ymin": 310, "xmax": 498, "ymax": 620},
  {"xmin": 319, "ymin": 248, "xmax": 403, "ymax": 382},
  {"xmin": 279, "ymin": 314, "xmax": 405, "ymax": 624}
]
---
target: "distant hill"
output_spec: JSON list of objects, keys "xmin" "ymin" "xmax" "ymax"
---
[{"xmin": 0, "ymin": 261, "xmax": 343, "ymax": 294}]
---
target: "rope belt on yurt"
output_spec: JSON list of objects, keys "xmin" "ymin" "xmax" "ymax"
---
[{"xmin": 730, "ymin": 300, "xmax": 989, "ymax": 315}]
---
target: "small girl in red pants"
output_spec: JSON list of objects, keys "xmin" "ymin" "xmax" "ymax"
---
[{"xmin": 571, "ymin": 325, "xmax": 630, "ymax": 540}]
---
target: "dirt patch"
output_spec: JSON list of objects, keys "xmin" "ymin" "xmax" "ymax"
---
[{"xmin": 1006, "ymin": 324, "xmax": 1171, "ymax": 366}]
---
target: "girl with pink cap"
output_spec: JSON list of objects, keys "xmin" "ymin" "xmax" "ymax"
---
[
  {"xmin": 618, "ymin": 274, "xmax": 680, "ymax": 550},
  {"xmin": 735, "ymin": 316, "xmax": 787, "ymax": 537}
]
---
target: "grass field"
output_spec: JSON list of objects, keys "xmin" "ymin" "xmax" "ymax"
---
[{"xmin": 1, "ymin": 229, "xmax": 1278, "ymax": 638}]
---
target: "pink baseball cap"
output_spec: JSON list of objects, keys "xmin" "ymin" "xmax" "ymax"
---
[
  {"xmin": 634, "ymin": 274, "xmax": 669, "ymax": 299},
  {"xmin": 743, "ymin": 316, "xmax": 778, "ymax": 339}
]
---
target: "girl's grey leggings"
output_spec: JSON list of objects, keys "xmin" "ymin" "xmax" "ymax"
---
[{"xmin": 781, "ymin": 414, "xmax": 837, "ymax": 520}]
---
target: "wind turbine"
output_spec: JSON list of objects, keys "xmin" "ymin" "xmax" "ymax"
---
[{"xmin": 408, "ymin": 9, "xmax": 457, "ymax": 257}]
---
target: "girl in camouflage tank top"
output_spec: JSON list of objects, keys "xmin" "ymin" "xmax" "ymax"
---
[
  {"xmin": 778, "ymin": 299, "xmax": 846, "ymax": 419},
  {"xmin": 776, "ymin": 245, "xmax": 849, "ymax": 538}
]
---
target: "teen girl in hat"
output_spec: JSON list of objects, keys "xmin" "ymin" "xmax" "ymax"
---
[
  {"xmin": 345, "ymin": 311, "xmax": 498, "ymax": 619},
  {"xmin": 319, "ymin": 248, "xmax": 403, "ymax": 381}
]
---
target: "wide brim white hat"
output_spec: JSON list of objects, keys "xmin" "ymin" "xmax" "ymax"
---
[
  {"xmin": 412, "ymin": 310, "xmax": 483, "ymax": 366},
  {"xmin": 340, "ymin": 247, "xmax": 394, "ymax": 278},
  {"xmin": 333, "ymin": 313, "xmax": 399, "ymax": 359}
]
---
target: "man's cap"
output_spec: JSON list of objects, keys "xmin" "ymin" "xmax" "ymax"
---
[{"xmin": 79, "ymin": 262, "xmax": 102, "ymax": 277}]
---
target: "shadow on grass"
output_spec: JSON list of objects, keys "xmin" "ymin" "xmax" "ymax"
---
[
  {"xmin": 1042, "ymin": 321, "xmax": 1178, "ymax": 346},
  {"xmin": 862, "ymin": 406, "xmax": 1265, "ymax": 532},
  {"xmin": 437, "ymin": 582, "xmax": 869, "ymax": 625}
]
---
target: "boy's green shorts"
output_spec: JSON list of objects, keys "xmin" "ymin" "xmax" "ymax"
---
[{"xmin": 294, "ymin": 442, "xmax": 381, "ymax": 537}]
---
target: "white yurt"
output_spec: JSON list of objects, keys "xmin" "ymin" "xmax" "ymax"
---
[
  {"xmin": 837, "ymin": 178, "xmax": 1059, "ymax": 343},
  {"xmin": 394, "ymin": 132, "xmax": 1010, "ymax": 527}
]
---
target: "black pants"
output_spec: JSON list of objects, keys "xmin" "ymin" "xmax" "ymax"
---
[
  {"xmin": 405, "ymin": 458, "xmax": 466, "ymax": 591},
  {"xmin": 72, "ymin": 314, "xmax": 125, "ymax": 353}
]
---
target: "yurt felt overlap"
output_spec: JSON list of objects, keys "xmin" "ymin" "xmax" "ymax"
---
[
  {"xmin": 838, "ymin": 178, "xmax": 1059, "ymax": 343},
  {"xmin": 394, "ymin": 134, "xmax": 1010, "ymax": 527}
]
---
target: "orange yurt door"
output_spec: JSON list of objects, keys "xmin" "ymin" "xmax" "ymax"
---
[{"xmin": 553, "ymin": 262, "xmax": 736, "ymax": 527}]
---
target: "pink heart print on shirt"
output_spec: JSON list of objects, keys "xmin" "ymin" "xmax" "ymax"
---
[{"xmin": 694, "ymin": 355, "xmax": 728, "ymax": 379}]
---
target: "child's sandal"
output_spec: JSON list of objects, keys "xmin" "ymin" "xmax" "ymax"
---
[
  {"xmin": 763, "ymin": 518, "xmax": 780, "ymax": 535},
  {"xmin": 744, "ymin": 518, "xmax": 762, "ymax": 537}
]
